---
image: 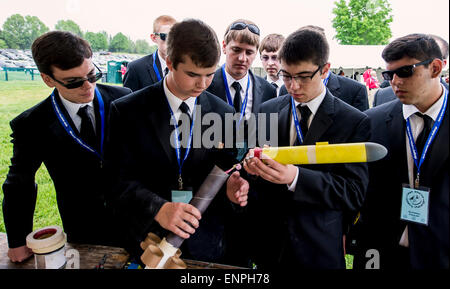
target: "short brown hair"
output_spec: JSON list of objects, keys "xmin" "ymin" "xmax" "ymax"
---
[
  {"xmin": 153, "ymin": 15, "xmax": 176, "ymax": 32},
  {"xmin": 279, "ymin": 28, "xmax": 329, "ymax": 67},
  {"xmin": 224, "ymin": 19, "xmax": 260, "ymax": 50},
  {"xmin": 259, "ymin": 34, "xmax": 285, "ymax": 54},
  {"xmin": 32, "ymin": 31, "xmax": 92, "ymax": 77},
  {"xmin": 166, "ymin": 19, "xmax": 220, "ymax": 69},
  {"xmin": 382, "ymin": 34, "xmax": 442, "ymax": 63}
]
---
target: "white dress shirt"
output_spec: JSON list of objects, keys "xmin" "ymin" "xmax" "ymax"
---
[
  {"xmin": 59, "ymin": 94, "xmax": 96, "ymax": 134},
  {"xmin": 224, "ymin": 70, "xmax": 253, "ymax": 119},
  {"xmin": 158, "ymin": 51, "xmax": 168, "ymax": 77},
  {"xmin": 267, "ymin": 76, "xmax": 284, "ymax": 96},
  {"xmin": 287, "ymin": 84, "xmax": 327, "ymax": 191},
  {"xmin": 163, "ymin": 77, "xmax": 195, "ymax": 122},
  {"xmin": 399, "ymin": 85, "xmax": 445, "ymax": 247}
]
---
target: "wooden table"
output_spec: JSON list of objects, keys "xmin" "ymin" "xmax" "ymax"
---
[{"xmin": 0, "ymin": 233, "xmax": 244, "ymax": 269}]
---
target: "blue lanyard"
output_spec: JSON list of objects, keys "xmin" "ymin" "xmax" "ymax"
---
[
  {"xmin": 221, "ymin": 65, "xmax": 250, "ymax": 127},
  {"xmin": 51, "ymin": 87, "xmax": 105, "ymax": 159},
  {"xmin": 166, "ymin": 97, "xmax": 198, "ymax": 189},
  {"xmin": 291, "ymin": 96, "xmax": 306, "ymax": 144},
  {"xmin": 323, "ymin": 71, "xmax": 331, "ymax": 86},
  {"xmin": 406, "ymin": 86, "xmax": 448, "ymax": 188},
  {"xmin": 153, "ymin": 50, "xmax": 162, "ymax": 81},
  {"xmin": 290, "ymin": 73, "xmax": 329, "ymax": 145}
]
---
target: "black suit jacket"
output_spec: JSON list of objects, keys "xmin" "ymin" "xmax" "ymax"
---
[
  {"xmin": 354, "ymin": 99, "xmax": 449, "ymax": 269},
  {"xmin": 246, "ymin": 91, "xmax": 370, "ymax": 269},
  {"xmin": 279, "ymin": 73, "xmax": 369, "ymax": 111},
  {"xmin": 372, "ymin": 86, "xmax": 396, "ymax": 107},
  {"xmin": 2, "ymin": 84, "xmax": 132, "ymax": 248},
  {"xmin": 207, "ymin": 68, "xmax": 277, "ymax": 114},
  {"xmin": 123, "ymin": 52, "xmax": 163, "ymax": 92},
  {"xmin": 105, "ymin": 81, "xmax": 238, "ymax": 261},
  {"xmin": 373, "ymin": 80, "xmax": 449, "ymax": 107}
]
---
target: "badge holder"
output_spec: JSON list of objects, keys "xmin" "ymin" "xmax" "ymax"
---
[{"xmin": 400, "ymin": 183, "xmax": 430, "ymax": 226}]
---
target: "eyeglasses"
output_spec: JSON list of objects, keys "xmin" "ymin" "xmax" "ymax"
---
[
  {"xmin": 229, "ymin": 22, "xmax": 260, "ymax": 36},
  {"xmin": 52, "ymin": 63, "xmax": 103, "ymax": 89},
  {"xmin": 278, "ymin": 65, "xmax": 323, "ymax": 85},
  {"xmin": 261, "ymin": 55, "xmax": 279, "ymax": 62},
  {"xmin": 382, "ymin": 59, "xmax": 433, "ymax": 81},
  {"xmin": 154, "ymin": 32, "xmax": 167, "ymax": 41}
]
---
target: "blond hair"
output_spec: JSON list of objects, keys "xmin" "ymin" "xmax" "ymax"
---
[
  {"xmin": 153, "ymin": 15, "xmax": 177, "ymax": 32},
  {"xmin": 224, "ymin": 19, "xmax": 260, "ymax": 49}
]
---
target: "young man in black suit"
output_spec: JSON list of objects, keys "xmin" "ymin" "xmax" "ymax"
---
[
  {"xmin": 353, "ymin": 34, "xmax": 449, "ymax": 269},
  {"xmin": 243, "ymin": 28, "xmax": 370, "ymax": 269},
  {"xmin": 106, "ymin": 19, "xmax": 249, "ymax": 262},
  {"xmin": 2, "ymin": 31, "xmax": 132, "ymax": 262},
  {"xmin": 207, "ymin": 19, "xmax": 276, "ymax": 122},
  {"xmin": 123, "ymin": 15, "xmax": 176, "ymax": 92},
  {"xmin": 279, "ymin": 26, "xmax": 369, "ymax": 112},
  {"xmin": 373, "ymin": 34, "xmax": 449, "ymax": 107},
  {"xmin": 259, "ymin": 33, "xmax": 285, "ymax": 96}
]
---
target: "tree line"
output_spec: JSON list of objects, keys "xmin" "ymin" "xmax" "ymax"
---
[
  {"xmin": 0, "ymin": 14, "xmax": 156, "ymax": 54},
  {"xmin": 0, "ymin": 1, "xmax": 394, "ymax": 53}
]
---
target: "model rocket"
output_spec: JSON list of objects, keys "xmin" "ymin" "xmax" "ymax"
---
[{"xmin": 252, "ymin": 142, "xmax": 387, "ymax": 164}]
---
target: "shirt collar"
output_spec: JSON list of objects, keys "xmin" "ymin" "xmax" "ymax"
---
[
  {"xmin": 158, "ymin": 50, "xmax": 167, "ymax": 73},
  {"xmin": 225, "ymin": 69, "xmax": 249, "ymax": 92},
  {"xmin": 293, "ymin": 84, "xmax": 327, "ymax": 116},
  {"xmin": 402, "ymin": 84, "xmax": 446, "ymax": 121},
  {"xmin": 58, "ymin": 93, "xmax": 94, "ymax": 119},
  {"xmin": 163, "ymin": 77, "xmax": 196, "ymax": 115}
]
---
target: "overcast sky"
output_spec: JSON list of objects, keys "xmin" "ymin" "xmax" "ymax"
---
[{"xmin": 1, "ymin": 0, "xmax": 448, "ymax": 68}]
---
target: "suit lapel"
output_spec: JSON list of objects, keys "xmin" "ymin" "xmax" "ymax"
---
[
  {"xmin": 426, "ymin": 100, "xmax": 449, "ymax": 181},
  {"xmin": 278, "ymin": 96, "xmax": 291, "ymax": 147},
  {"xmin": 305, "ymin": 92, "xmax": 334, "ymax": 144},
  {"xmin": 327, "ymin": 73, "xmax": 341, "ymax": 98},
  {"xmin": 212, "ymin": 68, "xmax": 228, "ymax": 103},
  {"xmin": 148, "ymin": 82, "xmax": 176, "ymax": 164},
  {"xmin": 250, "ymin": 71, "xmax": 262, "ymax": 113},
  {"xmin": 387, "ymin": 101, "xmax": 409, "ymax": 183},
  {"xmin": 146, "ymin": 53, "xmax": 162, "ymax": 84}
]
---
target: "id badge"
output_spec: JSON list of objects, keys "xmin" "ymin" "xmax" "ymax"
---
[
  {"xmin": 400, "ymin": 184, "xmax": 430, "ymax": 225},
  {"xmin": 171, "ymin": 190, "xmax": 193, "ymax": 204}
]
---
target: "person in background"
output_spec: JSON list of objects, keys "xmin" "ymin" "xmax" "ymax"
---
[
  {"xmin": 123, "ymin": 15, "xmax": 176, "ymax": 91},
  {"xmin": 259, "ymin": 33, "xmax": 285, "ymax": 96}
]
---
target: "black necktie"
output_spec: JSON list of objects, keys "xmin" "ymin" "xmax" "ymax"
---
[
  {"xmin": 178, "ymin": 102, "xmax": 191, "ymax": 155},
  {"xmin": 77, "ymin": 105, "xmax": 96, "ymax": 149},
  {"xmin": 271, "ymin": 82, "xmax": 278, "ymax": 89},
  {"xmin": 231, "ymin": 82, "xmax": 242, "ymax": 113},
  {"xmin": 299, "ymin": 105, "xmax": 311, "ymax": 138},
  {"xmin": 293, "ymin": 104, "xmax": 311, "ymax": 146},
  {"xmin": 415, "ymin": 112, "xmax": 433, "ymax": 157}
]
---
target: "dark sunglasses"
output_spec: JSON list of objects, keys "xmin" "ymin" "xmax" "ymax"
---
[
  {"xmin": 229, "ymin": 22, "xmax": 260, "ymax": 36},
  {"xmin": 52, "ymin": 63, "xmax": 103, "ymax": 89},
  {"xmin": 154, "ymin": 32, "xmax": 167, "ymax": 41},
  {"xmin": 382, "ymin": 59, "xmax": 433, "ymax": 81}
]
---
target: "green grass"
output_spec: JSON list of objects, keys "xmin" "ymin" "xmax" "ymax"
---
[
  {"xmin": 0, "ymin": 81, "xmax": 62, "ymax": 234},
  {"xmin": 0, "ymin": 81, "xmax": 354, "ymax": 268}
]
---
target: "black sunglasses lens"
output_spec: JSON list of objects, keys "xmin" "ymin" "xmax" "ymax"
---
[
  {"xmin": 65, "ymin": 80, "xmax": 84, "ymax": 89},
  {"xmin": 248, "ymin": 24, "xmax": 260, "ymax": 35},
  {"xmin": 396, "ymin": 66, "xmax": 413, "ymax": 78},
  {"xmin": 231, "ymin": 23, "xmax": 247, "ymax": 30},
  {"xmin": 160, "ymin": 33, "xmax": 167, "ymax": 41},
  {"xmin": 64, "ymin": 73, "xmax": 101, "ymax": 89},
  {"xmin": 382, "ymin": 71, "xmax": 393, "ymax": 81}
]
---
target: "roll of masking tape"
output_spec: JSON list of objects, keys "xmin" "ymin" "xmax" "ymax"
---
[{"xmin": 26, "ymin": 226, "xmax": 67, "ymax": 269}]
